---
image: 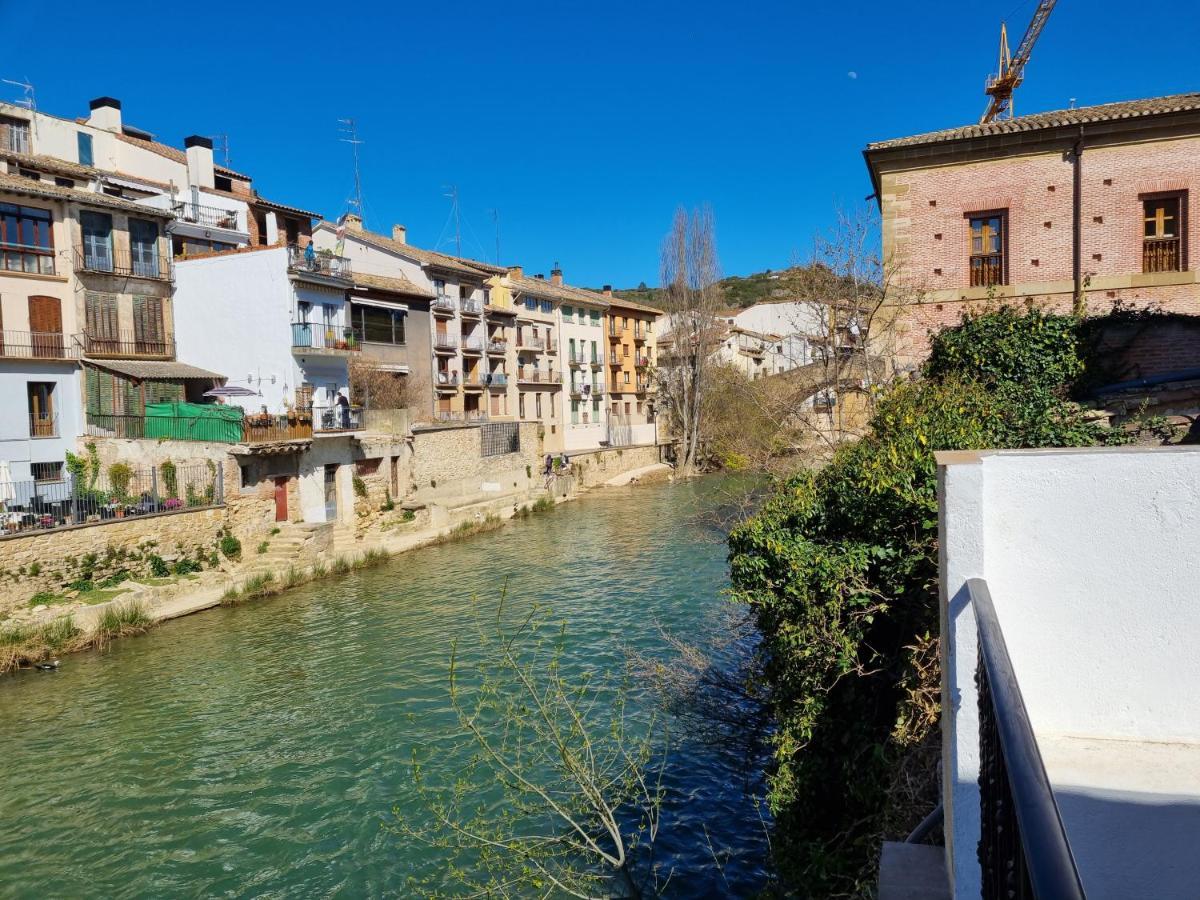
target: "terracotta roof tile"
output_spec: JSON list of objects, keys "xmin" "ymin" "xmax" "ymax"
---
[
  {"xmin": 332, "ymin": 222, "xmax": 502, "ymax": 278},
  {"xmin": 867, "ymin": 92, "xmax": 1200, "ymax": 151},
  {"xmin": 351, "ymin": 271, "xmax": 432, "ymax": 298},
  {"xmin": 0, "ymin": 171, "xmax": 174, "ymax": 218},
  {"xmin": 115, "ymin": 132, "xmax": 250, "ymax": 180}
]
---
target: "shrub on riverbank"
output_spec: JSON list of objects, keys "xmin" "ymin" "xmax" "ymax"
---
[{"xmin": 728, "ymin": 308, "xmax": 1122, "ymax": 894}]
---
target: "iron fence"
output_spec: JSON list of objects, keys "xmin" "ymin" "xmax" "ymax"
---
[
  {"xmin": 310, "ymin": 404, "xmax": 363, "ymax": 432},
  {"xmin": 74, "ymin": 247, "xmax": 172, "ymax": 281},
  {"xmin": 0, "ymin": 330, "xmax": 82, "ymax": 360},
  {"xmin": 481, "ymin": 421, "xmax": 520, "ymax": 457},
  {"xmin": 286, "ymin": 244, "xmax": 353, "ymax": 279},
  {"xmin": 0, "ymin": 462, "xmax": 222, "ymax": 536},
  {"xmin": 172, "ymin": 201, "xmax": 242, "ymax": 230}
]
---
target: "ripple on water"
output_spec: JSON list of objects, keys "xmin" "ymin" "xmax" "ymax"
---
[{"xmin": 0, "ymin": 478, "xmax": 770, "ymax": 898}]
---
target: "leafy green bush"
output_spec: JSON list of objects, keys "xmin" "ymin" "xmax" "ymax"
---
[
  {"xmin": 107, "ymin": 463, "xmax": 133, "ymax": 502},
  {"xmin": 148, "ymin": 555, "xmax": 170, "ymax": 578},
  {"xmin": 728, "ymin": 307, "xmax": 1120, "ymax": 894},
  {"xmin": 219, "ymin": 531, "xmax": 242, "ymax": 560},
  {"xmin": 352, "ymin": 475, "xmax": 367, "ymax": 498},
  {"xmin": 160, "ymin": 460, "xmax": 178, "ymax": 499},
  {"xmin": 172, "ymin": 558, "xmax": 202, "ymax": 576}
]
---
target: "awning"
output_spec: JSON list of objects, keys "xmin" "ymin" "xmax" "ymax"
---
[
  {"xmin": 84, "ymin": 358, "xmax": 225, "ymax": 381},
  {"xmin": 204, "ymin": 385, "xmax": 259, "ymax": 398},
  {"xmin": 370, "ymin": 363, "xmax": 410, "ymax": 373},
  {"xmin": 351, "ymin": 298, "xmax": 409, "ymax": 312}
]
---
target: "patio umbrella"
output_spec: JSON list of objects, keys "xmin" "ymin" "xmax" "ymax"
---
[
  {"xmin": 0, "ymin": 460, "xmax": 13, "ymax": 505},
  {"xmin": 203, "ymin": 386, "xmax": 260, "ymax": 398}
]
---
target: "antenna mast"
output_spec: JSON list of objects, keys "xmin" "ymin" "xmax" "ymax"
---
[
  {"xmin": 338, "ymin": 118, "xmax": 365, "ymax": 218},
  {"xmin": 490, "ymin": 208, "xmax": 501, "ymax": 264},
  {"xmin": 443, "ymin": 185, "xmax": 462, "ymax": 257},
  {"xmin": 2, "ymin": 78, "xmax": 36, "ymax": 144},
  {"xmin": 210, "ymin": 134, "xmax": 231, "ymax": 168}
]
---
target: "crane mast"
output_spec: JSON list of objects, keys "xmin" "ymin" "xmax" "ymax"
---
[{"xmin": 981, "ymin": 0, "xmax": 1058, "ymax": 123}]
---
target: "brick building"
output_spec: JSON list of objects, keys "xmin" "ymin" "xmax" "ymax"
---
[{"xmin": 864, "ymin": 92, "xmax": 1200, "ymax": 361}]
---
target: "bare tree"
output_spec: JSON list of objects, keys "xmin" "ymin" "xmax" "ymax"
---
[{"xmin": 655, "ymin": 206, "xmax": 724, "ymax": 476}]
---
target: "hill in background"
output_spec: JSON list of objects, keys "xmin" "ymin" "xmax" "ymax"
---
[{"xmin": 604, "ymin": 266, "xmax": 816, "ymax": 311}]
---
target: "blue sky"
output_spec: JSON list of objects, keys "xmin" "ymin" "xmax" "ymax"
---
[{"xmin": 1, "ymin": 0, "xmax": 1196, "ymax": 287}]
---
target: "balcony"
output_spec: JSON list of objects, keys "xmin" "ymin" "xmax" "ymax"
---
[
  {"xmin": 0, "ymin": 330, "xmax": 82, "ymax": 361},
  {"xmin": 1143, "ymin": 237, "xmax": 1182, "ymax": 273},
  {"xmin": 29, "ymin": 412, "xmax": 57, "ymax": 439},
  {"xmin": 635, "ymin": 356, "xmax": 650, "ymax": 368},
  {"xmin": 608, "ymin": 328, "xmax": 621, "ymax": 342},
  {"xmin": 286, "ymin": 244, "xmax": 353, "ymax": 282},
  {"xmin": 172, "ymin": 201, "xmax": 242, "ymax": 231},
  {"xmin": 633, "ymin": 330, "xmax": 647, "ymax": 343},
  {"xmin": 518, "ymin": 336, "xmax": 546, "ymax": 351},
  {"xmin": 461, "ymin": 337, "xmax": 484, "ymax": 355},
  {"xmin": 485, "ymin": 372, "xmax": 508, "ymax": 389},
  {"xmin": 435, "ymin": 372, "xmax": 460, "ymax": 391},
  {"xmin": 568, "ymin": 350, "xmax": 586, "ymax": 366},
  {"xmin": 486, "ymin": 340, "xmax": 508, "ymax": 356},
  {"xmin": 83, "ymin": 330, "xmax": 175, "ymax": 360},
  {"xmin": 435, "ymin": 410, "xmax": 465, "ymax": 423},
  {"xmin": 969, "ymin": 253, "xmax": 1004, "ymax": 288},
  {"xmin": 74, "ymin": 247, "xmax": 172, "ymax": 281},
  {"xmin": 465, "ymin": 409, "xmax": 488, "ymax": 422},
  {"xmin": 290, "ymin": 322, "xmax": 362, "ymax": 355},
  {"xmin": 432, "ymin": 296, "xmax": 456, "ymax": 316},
  {"xmin": 591, "ymin": 381, "xmax": 606, "ymax": 396},
  {"xmin": 932, "ymin": 447, "xmax": 1200, "ymax": 900},
  {"xmin": 517, "ymin": 368, "xmax": 556, "ymax": 385},
  {"xmin": 242, "ymin": 413, "xmax": 313, "ymax": 443},
  {"xmin": 310, "ymin": 404, "xmax": 363, "ymax": 433},
  {"xmin": 462, "ymin": 371, "xmax": 484, "ymax": 390},
  {"xmin": 433, "ymin": 334, "xmax": 458, "ymax": 354},
  {"xmin": 460, "ymin": 298, "xmax": 483, "ymax": 317}
]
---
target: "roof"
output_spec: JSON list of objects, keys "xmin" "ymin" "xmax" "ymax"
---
[
  {"xmin": 606, "ymin": 294, "xmax": 663, "ymax": 315},
  {"xmin": 507, "ymin": 274, "xmax": 610, "ymax": 309},
  {"xmin": 351, "ymin": 271, "xmax": 432, "ymax": 298},
  {"xmin": 115, "ymin": 132, "xmax": 250, "ymax": 180},
  {"xmin": 866, "ymin": 92, "xmax": 1200, "ymax": 152},
  {"xmin": 84, "ymin": 359, "xmax": 225, "ymax": 381},
  {"xmin": 0, "ymin": 171, "xmax": 174, "ymax": 218},
  {"xmin": 252, "ymin": 195, "xmax": 321, "ymax": 221},
  {"xmin": 325, "ymin": 221, "xmax": 501, "ymax": 278}
]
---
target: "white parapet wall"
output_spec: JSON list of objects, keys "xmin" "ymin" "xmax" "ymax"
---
[{"xmin": 938, "ymin": 447, "xmax": 1200, "ymax": 899}]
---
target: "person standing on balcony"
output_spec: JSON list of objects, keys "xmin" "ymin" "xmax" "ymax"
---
[
  {"xmin": 304, "ymin": 240, "xmax": 316, "ymax": 269},
  {"xmin": 337, "ymin": 391, "xmax": 350, "ymax": 428}
]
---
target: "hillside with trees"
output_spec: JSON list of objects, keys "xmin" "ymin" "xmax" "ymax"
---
[{"xmin": 609, "ymin": 265, "xmax": 829, "ymax": 310}]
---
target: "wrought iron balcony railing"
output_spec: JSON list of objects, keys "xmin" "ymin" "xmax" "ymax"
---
[
  {"xmin": 75, "ymin": 247, "xmax": 172, "ymax": 281},
  {"xmin": 83, "ymin": 330, "xmax": 175, "ymax": 359},
  {"xmin": 460, "ymin": 299, "xmax": 483, "ymax": 316},
  {"xmin": 290, "ymin": 322, "xmax": 362, "ymax": 352},
  {"xmin": 434, "ymin": 334, "xmax": 458, "ymax": 352},
  {"xmin": 487, "ymin": 340, "xmax": 508, "ymax": 355},
  {"xmin": 435, "ymin": 372, "xmax": 459, "ymax": 389},
  {"xmin": 29, "ymin": 412, "xmax": 57, "ymax": 438},
  {"xmin": 286, "ymin": 244, "xmax": 353, "ymax": 279},
  {"xmin": 485, "ymin": 372, "xmax": 508, "ymax": 389},
  {"xmin": 309, "ymin": 404, "xmax": 364, "ymax": 433},
  {"xmin": 172, "ymin": 201, "xmax": 242, "ymax": 231},
  {"xmin": 970, "ymin": 579, "xmax": 1086, "ymax": 900},
  {"xmin": 432, "ymin": 296, "xmax": 456, "ymax": 315},
  {"xmin": 0, "ymin": 330, "xmax": 82, "ymax": 360}
]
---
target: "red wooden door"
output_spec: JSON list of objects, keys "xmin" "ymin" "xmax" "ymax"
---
[
  {"xmin": 28, "ymin": 296, "xmax": 63, "ymax": 357},
  {"xmin": 273, "ymin": 478, "xmax": 289, "ymax": 522}
]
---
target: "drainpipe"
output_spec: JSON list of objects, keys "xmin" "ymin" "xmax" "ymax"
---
[{"xmin": 1072, "ymin": 126, "xmax": 1085, "ymax": 316}]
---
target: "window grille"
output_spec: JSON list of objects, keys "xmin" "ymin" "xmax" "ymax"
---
[{"xmin": 480, "ymin": 421, "xmax": 519, "ymax": 457}]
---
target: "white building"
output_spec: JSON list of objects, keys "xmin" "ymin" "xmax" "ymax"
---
[
  {"xmin": 559, "ymin": 287, "xmax": 609, "ymax": 451},
  {"xmin": 919, "ymin": 446, "xmax": 1200, "ymax": 900}
]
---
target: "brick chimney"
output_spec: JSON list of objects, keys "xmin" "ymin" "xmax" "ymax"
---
[
  {"xmin": 602, "ymin": 284, "xmax": 613, "ymax": 297},
  {"xmin": 343, "ymin": 213, "xmax": 364, "ymax": 232},
  {"xmin": 87, "ymin": 97, "xmax": 122, "ymax": 133},
  {"xmin": 550, "ymin": 267, "xmax": 563, "ymax": 286},
  {"xmin": 392, "ymin": 224, "xmax": 407, "ymax": 243},
  {"xmin": 184, "ymin": 135, "xmax": 215, "ymax": 189},
  {"xmin": 535, "ymin": 273, "xmax": 544, "ymax": 280},
  {"xmin": 508, "ymin": 265, "xmax": 523, "ymax": 278}
]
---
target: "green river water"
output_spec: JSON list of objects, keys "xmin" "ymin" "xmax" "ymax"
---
[{"xmin": 0, "ymin": 477, "xmax": 769, "ymax": 897}]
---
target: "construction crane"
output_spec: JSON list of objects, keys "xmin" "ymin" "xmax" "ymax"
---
[{"xmin": 981, "ymin": 0, "xmax": 1058, "ymax": 123}]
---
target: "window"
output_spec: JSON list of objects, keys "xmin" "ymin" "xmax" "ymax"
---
[
  {"xmin": 254, "ymin": 210, "xmax": 268, "ymax": 245},
  {"xmin": 592, "ymin": 398, "xmax": 600, "ymax": 416},
  {"xmin": 625, "ymin": 402, "xmax": 632, "ymax": 416},
  {"xmin": 525, "ymin": 296, "xmax": 536, "ymax": 310},
  {"xmin": 590, "ymin": 340, "xmax": 598, "ymax": 363},
  {"xmin": 482, "ymin": 288, "xmax": 491, "ymax": 305},
  {"xmin": 55, "ymin": 177, "xmax": 74, "ymax": 189},
  {"xmin": 80, "ymin": 210, "xmax": 114, "ymax": 272},
  {"xmin": 19, "ymin": 168, "xmax": 39, "ymax": 181},
  {"xmin": 1, "ymin": 115, "xmax": 31, "ymax": 153},
  {"xmin": 1143, "ymin": 193, "xmax": 1186, "ymax": 273},
  {"xmin": 77, "ymin": 132, "xmax": 94, "ymax": 166},
  {"xmin": 354, "ymin": 303, "xmax": 405, "ymax": 344},
  {"xmin": 562, "ymin": 305, "xmax": 573, "ymax": 322},
  {"xmin": 623, "ymin": 343, "xmax": 630, "ymax": 357},
  {"xmin": 133, "ymin": 296, "xmax": 166, "ymax": 353},
  {"xmin": 85, "ymin": 292, "xmax": 119, "ymax": 349},
  {"xmin": 434, "ymin": 278, "xmax": 447, "ymax": 298},
  {"xmin": 540, "ymin": 299, "xmax": 552, "ymax": 314},
  {"xmin": 967, "ymin": 211, "xmax": 1006, "ymax": 287},
  {"xmin": 590, "ymin": 309, "xmax": 600, "ymax": 326},
  {"xmin": 518, "ymin": 393, "xmax": 526, "ymax": 418},
  {"xmin": 129, "ymin": 218, "xmax": 160, "ymax": 278},
  {"xmin": 32, "ymin": 461, "xmax": 64, "ymax": 483},
  {"xmin": 27, "ymin": 381, "xmax": 55, "ymax": 437},
  {"xmin": 0, "ymin": 203, "xmax": 55, "ymax": 274},
  {"xmin": 535, "ymin": 393, "xmax": 543, "ymax": 418},
  {"xmin": 571, "ymin": 399, "xmax": 580, "ymax": 424},
  {"xmin": 214, "ymin": 175, "xmax": 233, "ymax": 192},
  {"xmin": 285, "ymin": 218, "xmax": 299, "ymax": 245}
]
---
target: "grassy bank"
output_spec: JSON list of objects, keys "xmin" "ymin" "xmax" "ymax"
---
[{"xmin": 0, "ymin": 601, "xmax": 152, "ymax": 674}]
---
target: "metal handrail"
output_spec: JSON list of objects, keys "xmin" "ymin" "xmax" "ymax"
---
[{"xmin": 969, "ymin": 578, "xmax": 1086, "ymax": 900}]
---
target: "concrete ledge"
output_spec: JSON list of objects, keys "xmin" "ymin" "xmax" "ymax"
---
[{"xmin": 878, "ymin": 842, "xmax": 950, "ymax": 900}]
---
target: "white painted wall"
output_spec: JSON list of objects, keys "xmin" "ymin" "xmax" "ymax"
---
[
  {"xmin": 0, "ymin": 364, "xmax": 83, "ymax": 481},
  {"xmin": 561, "ymin": 301, "xmax": 606, "ymax": 447},
  {"xmin": 173, "ymin": 248, "xmax": 295, "ymax": 412},
  {"xmin": 939, "ymin": 447, "xmax": 1200, "ymax": 898}
]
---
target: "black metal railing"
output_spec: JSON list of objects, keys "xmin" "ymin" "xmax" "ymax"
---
[
  {"xmin": 290, "ymin": 322, "xmax": 363, "ymax": 352},
  {"xmin": 74, "ymin": 247, "xmax": 172, "ymax": 280},
  {"xmin": 0, "ymin": 463, "xmax": 222, "ymax": 536},
  {"xmin": 971, "ymin": 578, "xmax": 1086, "ymax": 900},
  {"xmin": 172, "ymin": 201, "xmax": 243, "ymax": 230},
  {"xmin": 0, "ymin": 330, "xmax": 82, "ymax": 360},
  {"xmin": 309, "ymin": 404, "xmax": 363, "ymax": 432},
  {"xmin": 286, "ymin": 244, "xmax": 353, "ymax": 279},
  {"xmin": 82, "ymin": 329, "xmax": 175, "ymax": 359}
]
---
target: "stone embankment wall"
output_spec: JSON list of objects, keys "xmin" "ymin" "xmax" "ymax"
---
[
  {"xmin": 408, "ymin": 422, "xmax": 544, "ymax": 509},
  {"xmin": 568, "ymin": 443, "xmax": 663, "ymax": 488}
]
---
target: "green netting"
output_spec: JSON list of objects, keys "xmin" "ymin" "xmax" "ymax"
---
[{"xmin": 144, "ymin": 402, "xmax": 245, "ymax": 442}]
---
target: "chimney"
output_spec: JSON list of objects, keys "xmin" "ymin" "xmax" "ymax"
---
[
  {"xmin": 184, "ymin": 135, "xmax": 215, "ymax": 189},
  {"xmin": 508, "ymin": 265, "xmax": 523, "ymax": 278},
  {"xmin": 550, "ymin": 267, "xmax": 563, "ymax": 286},
  {"xmin": 602, "ymin": 284, "xmax": 613, "ymax": 297},
  {"xmin": 87, "ymin": 97, "xmax": 122, "ymax": 133},
  {"xmin": 535, "ymin": 273, "xmax": 544, "ymax": 280},
  {"xmin": 344, "ymin": 213, "xmax": 364, "ymax": 232},
  {"xmin": 392, "ymin": 224, "xmax": 407, "ymax": 243}
]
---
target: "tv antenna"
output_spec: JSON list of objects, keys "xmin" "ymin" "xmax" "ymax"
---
[
  {"xmin": 210, "ymin": 134, "xmax": 231, "ymax": 168},
  {"xmin": 489, "ymin": 208, "xmax": 501, "ymax": 264},
  {"xmin": 2, "ymin": 77, "xmax": 36, "ymax": 113},
  {"xmin": 444, "ymin": 185, "xmax": 462, "ymax": 257},
  {"xmin": 338, "ymin": 117, "xmax": 366, "ymax": 218}
]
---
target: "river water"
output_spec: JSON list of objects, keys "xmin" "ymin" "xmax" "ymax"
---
[{"xmin": 0, "ymin": 478, "xmax": 769, "ymax": 898}]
